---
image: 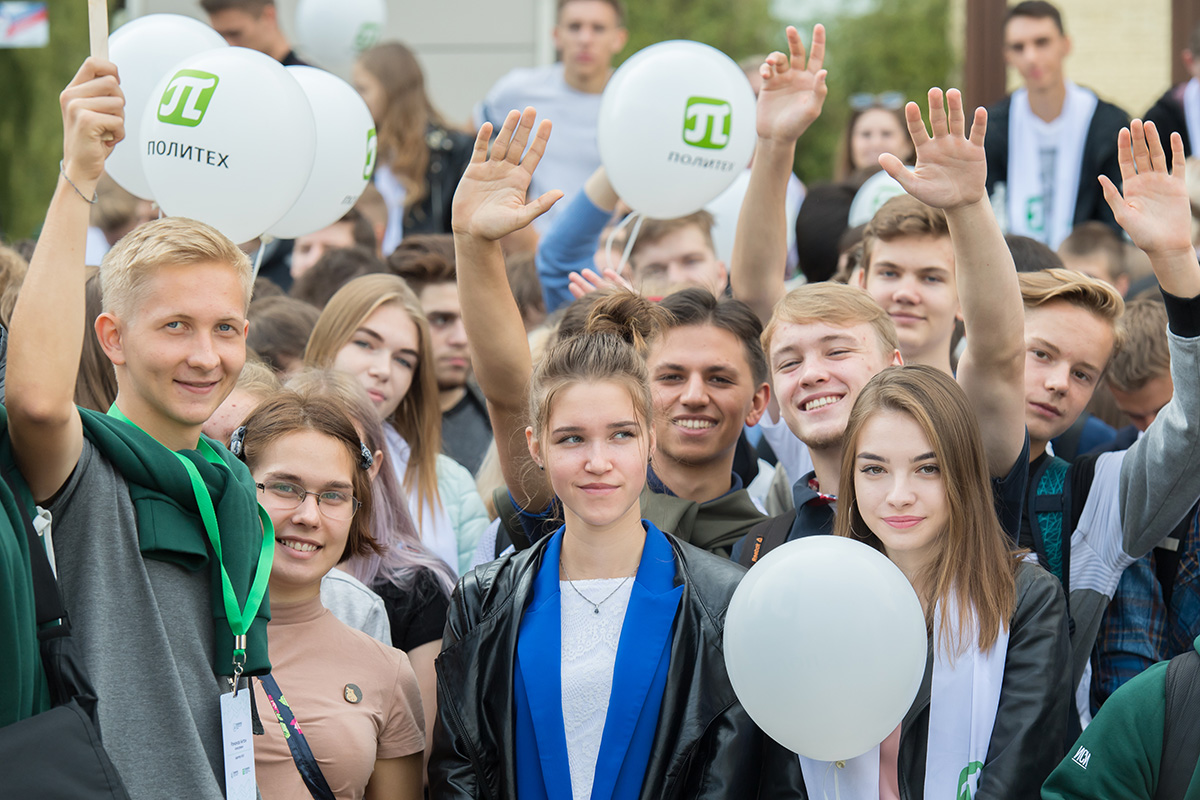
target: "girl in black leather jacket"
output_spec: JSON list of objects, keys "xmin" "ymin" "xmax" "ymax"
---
[
  {"xmin": 816, "ymin": 367, "xmax": 1072, "ymax": 800},
  {"xmin": 431, "ymin": 110, "xmax": 802, "ymax": 799}
]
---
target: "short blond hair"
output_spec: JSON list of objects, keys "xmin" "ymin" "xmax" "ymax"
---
[
  {"xmin": 862, "ymin": 195, "xmax": 949, "ymax": 275},
  {"xmin": 100, "ymin": 217, "xmax": 252, "ymax": 321},
  {"xmin": 762, "ymin": 282, "xmax": 900, "ymax": 360},
  {"xmin": 235, "ymin": 357, "xmax": 283, "ymax": 398},
  {"xmin": 1107, "ymin": 297, "xmax": 1169, "ymax": 392},
  {"xmin": 1019, "ymin": 268, "xmax": 1126, "ymax": 354}
]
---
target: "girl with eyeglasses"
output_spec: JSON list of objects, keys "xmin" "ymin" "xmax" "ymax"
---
[{"xmin": 241, "ymin": 388, "xmax": 425, "ymax": 799}]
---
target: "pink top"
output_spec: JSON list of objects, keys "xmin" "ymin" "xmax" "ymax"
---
[
  {"xmin": 879, "ymin": 723, "xmax": 902, "ymax": 800},
  {"xmin": 253, "ymin": 596, "xmax": 425, "ymax": 799}
]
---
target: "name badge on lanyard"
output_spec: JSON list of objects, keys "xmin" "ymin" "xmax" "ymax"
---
[{"xmin": 220, "ymin": 684, "xmax": 257, "ymax": 800}]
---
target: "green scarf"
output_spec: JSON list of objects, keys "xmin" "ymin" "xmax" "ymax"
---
[
  {"xmin": 637, "ymin": 485, "xmax": 766, "ymax": 557},
  {"xmin": 78, "ymin": 407, "xmax": 271, "ymax": 676},
  {"xmin": 0, "ymin": 409, "xmax": 50, "ymax": 723}
]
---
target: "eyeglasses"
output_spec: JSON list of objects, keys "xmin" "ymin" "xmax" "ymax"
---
[
  {"xmin": 256, "ymin": 481, "xmax": 362, "ymax": 521},
  {"xmin": 849, "ymin": 91, "xmax": 906, "ymax": 111}
]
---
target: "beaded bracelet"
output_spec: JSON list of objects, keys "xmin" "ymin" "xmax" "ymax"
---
[{"xmin": 59, "ymin": 160, "xmax": 99, "ymax": 204}]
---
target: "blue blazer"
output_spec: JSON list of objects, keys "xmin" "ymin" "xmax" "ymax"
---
[{"xmin": 513, "ymin": 522, "xmax": 683, "ymax": 800}]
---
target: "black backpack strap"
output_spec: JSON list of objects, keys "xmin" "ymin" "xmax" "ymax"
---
[
  {"xmin": 737, "ymin": 512, "xmax": 792, "ymax": 568},
  {"xmin": 492, "ymin": 487, "xmax": 532, "ymax": 551},
  {"xmin": 1155, "ymin": 648, "xmax": 1200, "ymax": 800}
]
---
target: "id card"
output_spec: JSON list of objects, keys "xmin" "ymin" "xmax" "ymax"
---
[{"xmin": 220, "ymin": 688, "xmax": 257, "ymax": 800}]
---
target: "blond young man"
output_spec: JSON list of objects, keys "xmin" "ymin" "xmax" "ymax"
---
[{"xmin": 6, "ymin": 59, "xmax": 271, "ymax": 798}]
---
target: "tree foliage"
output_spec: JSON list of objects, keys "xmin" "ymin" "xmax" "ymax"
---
[
  {"xmin": 620, "ymin": 0, "xmax": 777, "ymax": 69},
  {"xmin": 0, "ymin": 3, "xmax": 95, "ymax": 242},
  {"xmin": 791, "ymin": 0, "xmax": 957, "ymax": 184}
]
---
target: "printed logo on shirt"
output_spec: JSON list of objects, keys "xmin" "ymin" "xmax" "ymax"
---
[
  {"xmin": 1072, "ymin": 745, "xmax": 1091, "ymax": 769},
  {"xmin": 1025, "ymin": 196, "xmax": 1045, "ymax": 233},
  {"xmin": 683, "ymin": 97, "xmax": 732, "ymax": 150},
  {"xmin": 364, "ymin": 128, "xmax": 378, "ymax": 180},
  {"xmin": 157, "ymin": 70, "xmax": 220, "ymax": 127}
]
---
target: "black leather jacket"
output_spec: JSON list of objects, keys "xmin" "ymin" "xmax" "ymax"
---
[
  {"xmin": 891, "ymin": 562, "xmax": 1071, "ymax": 800},
  {"xmin": 403, "ymin": 126, "xmax": 473, "ymax": 236},
  {"xmin": 429, "ymin": 531, "xmax": 804, "ymax": 799}
]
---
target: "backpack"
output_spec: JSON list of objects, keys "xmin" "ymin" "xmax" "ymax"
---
[
  {"xmin": 1028, "ymin": 455, "xmax": 1073, "ymax": 600},
  {"xmin": 737, "ymin": 512, "xmax": 793, "ymax": 567},
  {"xmin": 1155, "ymin": 644, "xmax": 1200, "ymax": 799}
]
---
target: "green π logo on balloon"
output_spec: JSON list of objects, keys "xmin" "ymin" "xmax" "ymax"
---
[
  {"xmin": 157, "ymin": 70, "xmax": 220, "ymax": 127},
  {"xmin": 364, "ymin": 128, "xmax": 378, "ymax": 180},
  {"xmin": 682, "ymin": 97, "xmax": 732, "ymax": 150},
  {"xmin": 355, "ymin": 22, "xmax": 382, "ymax": 52}
]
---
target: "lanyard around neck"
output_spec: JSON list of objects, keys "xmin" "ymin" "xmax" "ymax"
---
[{"xmin": 106, "ymin": 404, "xmax": 274, "ymax": 679}]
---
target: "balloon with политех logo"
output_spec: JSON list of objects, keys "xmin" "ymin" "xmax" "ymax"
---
[
  {"xmin": 140, "ymin": 47, "xmax": 317, "ymax": 245},
  {"xmin": 723, "ymin": 535, "xmax": 927, "ymax": 761},
  {"xmin": 293, "ymin": 0, "xmax": 386, "ymax": 78},
  {"xmin": 598, "ymin": 40, "xmax": 756, "ymax": 219},
  {"xmin": 105, "ymin": 14, "xmax": 228, "ymax": 201},
  {"xmin": 268, "ymin": 67, "xmax": 376, "ymax": 239}
]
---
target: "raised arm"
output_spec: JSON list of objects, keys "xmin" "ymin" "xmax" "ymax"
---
[
  {"xmin": 452, "ymin": 108, "xmax": 562, "ymax": 512},
  {"xmin": 729, "ymin": 25, "xmax": 827, "ymax": 324},
  {"xmin": 7, "ymin": 59, "xmax": 124, "ymax": 502},
  {"xmin": 534, "ymin": 166, "xmax": 619, "ymax": 315},
  {"xmin": 1103, "ymin": 121, "xmax": 1200, "ymax": 555},
  {"xmin": 881, "ymin": 88, "xmax": 1025, "ymax": 477}
]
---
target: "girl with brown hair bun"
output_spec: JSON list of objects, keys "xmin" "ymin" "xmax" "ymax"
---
[
  {"xmin": 239, "ymin": 388, "xmax": 425, "ymax": 799},
  {"xmin": 354, "ymin": 41, "xmax": 474, "ymax": 253},
  {"xmin": 822, "ymin": 365, "xmax": 1071, "ymax": 799},
  {"xmin": 429, "ymin": 108, "xmax": 803, "ymax": 799}
]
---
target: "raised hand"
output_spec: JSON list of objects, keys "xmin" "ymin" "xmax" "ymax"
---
[
  {"xmin": 756, "ymin": 25, "xmax": 828, "ymax": 144},
  {"xmin": 567, "ymin": 267, "xmax": 634, "ymax": 300},
  {"xmin": 451, "ymin": 107, "xmax": 563, "ymax": 241},
  {"xmin": 60, "ymin": 58, "xmax": 125, "ymax": 187},
  {"xmin": 1100, "ymin": 120, "xmax": 1192, "ymax": 258},
  {"xmin": 881, "ymin": 88, "xmax": 986, "ymax": 211}
]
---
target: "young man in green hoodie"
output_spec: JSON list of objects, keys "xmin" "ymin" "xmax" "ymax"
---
[{"xmin": 5, "ymin": 59, "xmax": 272, "ymax": 799}]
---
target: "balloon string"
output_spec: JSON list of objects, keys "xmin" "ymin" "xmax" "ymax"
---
[
  {"xmin": 603, "ymin": 210, "xmax": 641, "ymax": 276},
  {"xmin": 821, "ymin": 761, "xmax": 841, "ymax": 800},
  {"xmin": 618, "ymin": 213, "xmax": 644, "ymax": 279},
  {"xmin": 252, "ymin": 235, "xmax": 273, "ymax": 281}
]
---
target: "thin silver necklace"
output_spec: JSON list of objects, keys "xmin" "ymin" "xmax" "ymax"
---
[{"xmin": 560, "ymin": 558, "xmax": 634, "ymax": 614}]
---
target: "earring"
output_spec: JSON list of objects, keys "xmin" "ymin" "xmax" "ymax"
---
[{"xmin": 537, "ymin": 463, "xmax": 544, "ymax": 471}]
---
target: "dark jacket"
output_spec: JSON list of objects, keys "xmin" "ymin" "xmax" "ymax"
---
[
  {"xmin": 890, "ymin": 563, "xmax": 1071, "ymax": 800},
  {"xmin": 429, "ymin": 529, "xmax": 804, "ymax": 799},
  {"xmin": 1143, "ymin": 82, "xmax": 1193, "ymax": 157},
  {"xmin": 402, "ymin": 126, "xmax": 474, "ymax": 236},
  {"xmin": 984, "ymin": 92, "xmax": 1129, "ymax": 236}
]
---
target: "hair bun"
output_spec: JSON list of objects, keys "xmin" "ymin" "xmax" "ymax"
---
[{"xmin": 580, "ymin": 288, "xmax": 673, "ymax": 356}]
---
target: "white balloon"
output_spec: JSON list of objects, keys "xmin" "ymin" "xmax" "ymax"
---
[
  {"xmin": 268, "ymin": 67, "xmax": 376, "ymax": 238},
  {"xmin": 598, "ymin": 41, "xmax": 756, "ymax": 219},
  {"xmin": 724, "ymin": 536, "xmax": 927, "ymax": 761},
  {"xmin": 293, "ymin": 0, "xmax": 386, "ymax": 78},
  {"xmin": 140, "ymin": 47, "xmax": 317, "ymax": 245},
  {"xmin": 106, "ymin": 14, "xmax": 227, "ymax": 200}
]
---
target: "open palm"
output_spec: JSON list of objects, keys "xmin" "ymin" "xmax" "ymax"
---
[
  {"xmin": 1101, "ymin": 120, "xmax": 1192, "ymax": 256},
  {"xmin": 881, "ymin": 88, "xmax": 987, "ymax": 211},
  {"xmin": 451, "ymin": 107, "xmax": 562, "ymax": 241},
  {"xmin": 755, "ymin": 25, "xmax": 827, "ymax": 143}
]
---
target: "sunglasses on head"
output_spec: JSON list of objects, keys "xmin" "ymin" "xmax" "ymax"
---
[{"xmin": 849, "ymin": 91, "xmax": 906, "ymax": 111}]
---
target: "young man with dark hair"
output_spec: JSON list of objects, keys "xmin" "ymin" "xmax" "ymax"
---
[
  {"xmin": 475, "ymin": 0, "xmax": 628, "ymax": 231},
  {"xmin": 1058, "ymin": 220, "xmax": 1131, "ymax": 295},
  {"xmin": 290, "ymin": 207, "xmax": 377, "ymax": 281},
  {"xmin": 1143, "ymin": 19, "xmax": 1200, "ymax": 158},
  {"xmin": 200, "ymin": 0, "xmax": 305, "ymax": 65},
  {"xmin": 984, "ymin": 0, "xmax": 1127, "ymax": 247},
  {"xmin": 6, "ymin": 59, "xmax": 271, "ymax": 798},
  {"xmin": 388, "ymin": 236, "xmax": 492, "ymax": 475}
]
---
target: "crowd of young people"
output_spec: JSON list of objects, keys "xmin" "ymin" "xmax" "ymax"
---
[{"xmin": 2, "ymin": 1, "xmax": 1200, "ymax": 799}]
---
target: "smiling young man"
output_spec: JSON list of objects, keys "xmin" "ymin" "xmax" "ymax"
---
[
  {"xmin": 730, "ymin": 30, "xmax": 1029, "ymax": 566},
  {"xmin": 475, "ymin": 0, "xmax": 627, "ymax": 231},
  {"xmin": 5, "ymin": 60, "xmax": 272, "ymax": 798},
  {"xmin": 983, "ymin": 0, "xmax": 1127, "ymax": 247}
]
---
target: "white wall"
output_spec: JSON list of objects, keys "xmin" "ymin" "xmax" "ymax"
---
[{"xmin": 125, "ymin": 0, "xmax": 555, "ymax": 124}]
